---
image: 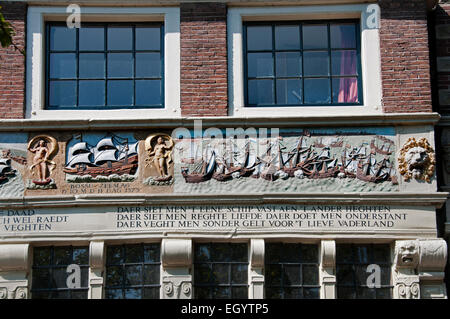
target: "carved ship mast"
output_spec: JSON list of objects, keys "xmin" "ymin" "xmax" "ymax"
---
[
  {"xmin": 181, "ymin": 147, "xmax": 216, "ymax": 183},
  {"xmin": 282, "ymin": 136, "xmax": 312, "ymax": 177},
  {"xmin": 305, "ymin": 148, "xmax": 339, "ymax": 179},
  {"xmin": 0, "ymin": 158, "xmax": 15, "ymax": 182},
  {"xmin": 63, "ymin": 135, "xmax": 139, "ymax": 177}
]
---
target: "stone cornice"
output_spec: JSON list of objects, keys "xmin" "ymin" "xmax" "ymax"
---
[
  {"xmin": 0, "ymin": 113, "xmax": 440, "ymax": 131},
  {"xmin": 0, "ymin": 192, "xmax": 447, "ymax": 209}
]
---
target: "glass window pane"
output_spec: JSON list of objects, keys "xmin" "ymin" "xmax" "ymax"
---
[
  {"xmin": 380, "ymin": 266, "xmax": 391, "ymax": 286},
  {"xmin": 302, "ymin": 265, "xmax": 319, "ymax": 285},
  {"xmin": 108, "ymin": 53, "xmax": 133, "ymax": 78},
  {"xmin": 80, "ymin": 267, "xmax": 89, "ymax": 288},
  {"xmin": 284, "ymin": 287, "xmax": 302, "ymax": 299},
  {"xmin": 303, "ymin": 287, "xmax": 320, "ymax": 299},
  {"xmin": 107, "ymin": 80, "xmax": 133, "ymax": 106},
  {"xmin": 301, "ymin": 245, "xmax": 318, "ymax": 263},
  {"xmin": 107, "ymin": 246, "xmax": 123, "ymax": 264},
  {"xmin": 231, "ymin": 264, "xmax": 247, "ymax": 284},
  {"xmin": 376, "ymin": 288, "xmax": 392, "ymax": 299},
  {"xmin": 106, "ymin": 265, "xmax": 123, "ymax": 287},
  {"xmin": 107, "ymin": 27, "xmax": 132, "ymax": 50},
  {"xmin": 72, "ymin": 290, "xmax": 88, "ymax": 299},
  {"xmin": 51, "ymin": 267, "xmax": 68, "ymax": 288},
  {"xmin": 136, "ymin": 53, "xmax": 161, "ymax": 78},
  {"xmin": 282, "ymin": 244, "xmax": 302, "ymax": 263},
  {"xmin": 136, "ymin": 27, "xmax": 160, "ymax": 51},
  {"xmin": 212, "ymin": 263, "xmax": 229, "ymax": 284},
  {"xmin": 194, "ymin": 263, "xmax": 212, "ymax": 284},
  {"xmin": 125, "ymin": 245, "xmax": 143, "ymax": 263},
  {"xmin": 283, "ymin": 265, "xmax": 301, "ymax": 285},
  {"xmin": 125, "ymin": 265, "xmax": 142, "ymax": 286},
  {"xmin": 356, "ymin": 286, "xmax": 376, "ymax": 299},
  {"xmin": 303, "ymin": 24, "xmax": 328, "ymax": 49},
  {"xmin": 50, "ymin": 26, "xmax": 76, "ymax": 51},
  {"xmin": 143, "ymin": 265, "xmax": 160, "ymax": 284},
  {"xmin": 337, "ymin": 264, "xmax": 354, "ymax": 285},
  {"xmin": 330, "ymin": 24, "xmax": 356, "ymax": 49},
  {"xmin": 232, "ymin": 287, "xmax": 248, "ymax": 299},
  {"xmin": 79, "ymin": 53, "xmax": 105, "ymax": 79},
  {"xmin": 355, "ymin": 265, "xmax": 369, "ymax": 286},
  {"xmin": 79, "ymin": 80, "xmax": 105, "ymax": 106},
  {"xmin": 248, "ymin": 79, "xmax": 274, "ymax": 105},
  {"xmin": 266, "ymin": 287, "xmax": 283, "ymax": 299},
  {"xmin": 195, "ymin": 244, "xmax": 211, "ymax": 262},
  {"xmin": 136, "ymin": 80, "xmax": 161, "ymax": 106},
  {"xmin": 303, "ymin": 51, "xmax": 329, "ymax": 76},
  {"xmin": 32, "ymin": 268, "xmax": 50, "ymax": 288},
  {"xmin": 266, "ymin": 244, "xmax": 281, "ymax": 263},
  {"xmin": 265, "ymin": 264, "xmax": 282, "ymax": 286},
  {"xmin": 54, "ymin": 247, "xmax": 72, "ymax": 265},
  {"xmin": 125, "ymin": 288, "xmax": 142, "ymax": 299},
  {"xmin": 304, "ymin": 78, "xmax": 330, "ymax": 104},
  {"xmin": 211, "ymin": 244, "xmax": 232, "ymax": 262},
  {"xmin": 79, "ymin": 27, "xmax": 105, "ymax": 51},
  {"xmin": 355, "ymin": 245, "xmax": 370, "ymax": 263},
  {"xmin": 144, "ymin": 245, "xmax": 160, "ymax": 263},
  {"xmin": 332, "ymin": 77, "xmax": 358, "ymax": 103},
  {"xmin": 248, "ymin": 53, "xmax": 273, "ymax": 78},
  {"xmin": 73, "ymin": 248, "xmax": 89, "ymax": 264},
  {"xmin": 49, "ymin": 81, "xmax": 77, "ymax": 107},
  {"xmin": 337, "ymin": 286, "xmax": 356, "ymax": 299},
  {"xmin": 105, "ymin": 289, "xmax": 123, "ymax": 299},
  {"xmin": 275, "ymin": 25, "xmax": 300, "ymax": 50},
  {"xmin": 336, "ymin": 244, "xmax": 354, "ymax": 263},
  {"xmin": 232, "ymin": 244, "xmax": 248, "ymax": 262},
  {"xmin": 276, "ymin": 52, "xmax": 301, "ymax": 77},
  {"xmin": 34, "ymin": 247, "xmax": 51, "ymax": 266},
  {"xmin": 212, "ymin": 286, "xmax": 230, "ymax": 299},
  {"xmin": 143, "ymin": 287, "xmax": 159, "ymax": 299},
  {"xmin": 51, "ymin": 290, "xmax": 70, "ymax": 299},
  {"xmin": 373, "ymin": 244, "xmax": 391, "ymax": 263},
  {"xmin": 50, "ymin": 53, "xmax": 76, "ymax": 79},
  {"xmin": 247, "ymin": 26, "xmax": 272, "ymax": 51},
  {"xmin": 195, "ymin": 287, "xmax": 211, "ymax": 299},
  {"xmin": 331, "ymin": 50, "xmax": 357, "ymax": 76}
]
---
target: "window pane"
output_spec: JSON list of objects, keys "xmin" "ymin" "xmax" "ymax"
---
[
  {"xmin": 355, "ymin": 245, "xmax": 370, "ymax": 263},
  {"xmin": 303, "ymin": 265, "xmax": 319, "ymax": 285},
  {"xmin": 125, "ymin": 245, "xmax": 144, "ymax": 263},
  {"xmin": 303, "ymin": 24, "xmax": 328, "ymax": 49},
  {"xmin": 303, "ymin": 288, "xmax": 320, "ymax": 299},
  {"xmin": 330, "ymin": 24, "xmax": 356, "ymax": 49},
  {"xmin": 332, "ymin": 77, "xmax": 358, "ymax": 103},
  {"xmin": 284, "ymin": 287, "xmax": 302, "ymax": 299},
  {"xmin": 275, "ymin": 25, "xmax": 300, "ymax": 50},
  {"xmin": 376, "ymin": 288, "xmax": 392, "ymax": 299},
  {"xmin": 125, "ymin": 288, "xmax": 142, "ymax": 299},
  {"xmin": 331, "ymin": 50, "xmax": 357, "ymax": 76},
  {"xmin": 211, "ymin": 244, "xmax": 233, "ymax": 262},
  {"xmin": 72, "ymin": 290, "xmax": 89, "ymax": 299},
  {"xmin": 265, "ymin": 264, "xmax": 282, "ymax": 286},
  {"xmin": 248, "ymin": 53, "xmax": 273, "ymax": 78},
  {"xmin": 282, "ymin": 244, "xmax": 302, "ymax": 263},
  {"xmin": 195, "ymin": 263, "xmax": 212, "ymax": 284},
  {"xmin": 232, "ymin": 244, "xmax": 248, "ymax": 262},
  {"xmin": 143, "ymin": 288, "xmax": 159, "ymax": 299},
  {"xmin": 50, "ymin": 53, "xmax": 76, "ymax": 79},
  {"xmin": 338, "ymin": 286, "xmax": 356, "ymax": 299},
  {"xmin": 143, "ymin": 265, "xmax": 160, "ymax": 284},
  {"xmin": 34, "ymin": 247, "xmax": 51, "ymax": 266},
  {"xmin": 232, "ymin": 287, "xmax": 248, "ymax": 299},
  {"xmin": 248, "ymin": 79, "xmax": 274, "ymax": 105},
  {"xmin": 301, "ymin": 245, "xmax": 318, "ymax": 263},
  {"xmin": 136, "ymin": 80, "xmax": 162, "ymax": 106},
  {"xmin": 105, "ymin": 289, "xmax": 123, "ymax": 299},
  {"xmin": 79, "ymin": 53, "xmax": 105, "ymax": 78},
  {"xmin": 373, "ymin": 244, "xmax": 391, "ymax": 263},
  {"xmin": 79, "ymin": 27, "xmax": 105, "ymax": 51},
  {"xmin": 49, "ymin": 81, "xmax": 77, "ymax": 107},
  {"xmin": 337, "ymin": 264, "xmax": 354, "ymax": 284},
  {"xmin": 266, "ymin": 244, "xmax": 281, "ymax": 263},
  {"xmin": 283, "ymin": 265, "xmax": 301, "ymax": 285},
  {"xmin": 32, "ymin": 268, "xmax": 50, "ymax": 288},
  {"xmin": 125, "ymin": 265, "xmax": 142, "ymax": 286},
  {"xmin": 336, "ymin": 244, "xmax": 353, "ymax": 263},
  {"xmin": 107, "ymin": 80, "xmax": 133, "ymax": 106},
  {"xmin": 276, "ymin": 52, "xmax": 301, "ymax": 77},
  {"xmin": 54, "ymin": 247, "xmax": 72, "ymax": 265},
  {"xmin": 108, "ymin": 53, "xmax": 133, "ymax": 78},
  {"xmin": 195, "ymin": 287, "xmax": 211, "ymax": 299},
  {"xmin": 51, "ymin": 267, "xmax": 68, "ymax": 288},
  {"xmin": 50, "ymin": 26, "xmax": 76, "ymax": 51},
  {"xmin": 303, "ymin": 51, "xmax": 329, "ymax": 76},
  {"xmin": 212, "ymin": 286, "xmax": 230, "ymax": 299},
  {"xmin": 356, "ymin": 287, "xmax": 376, "ymax": 299},
  {"xmin": 107, "ymin": 27, "xmax": 132, "ymax": 50},
  {"xmin": 212, "ymin": 263, "xmax": 229, "ymax": 284},
  {"xmin": 195, "ymin": 245, "xmax": 211, "ymax": 262},
  {"xmin": 79, "ymin": 80, "xmax": 105, "ymax": 106},
  {"xmin": 247, "ymin": 26, "xmax": 272, "ymax": 51},
  {"xmin": 136, "ymin": 53, "xmax": 161, "ymax": 78},
  {"xmin": 231, "ymin": 264, "xmax": 248, "ymax": 284},
  {"xmin": 106, "ymin": 266, "xmax": 123, "ymax": 287},
  {"xmin": 304, "ymin": 78, "xmax": 330, "ymax": 104},
  {"xmin": 73, "ymin": 248, "xmax": 89, "ymax": 264},
  {"xmin": 107, "ymin": 246, "xmax": 123, "ymax": 264},
  {"xmin": 266, "ymin": 288, "xmax": 283, "ymax": 299},
  {"xmin": 144, "ymin": 245, "xmax": 160, "ymax": 263},
  {"xmin": 136, "ymin": 27, "xmax": 160, "ymax": 51}
]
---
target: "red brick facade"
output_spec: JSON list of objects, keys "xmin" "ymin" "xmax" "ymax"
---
[
  {"xmin": 180, "ymin": 3, "xmax": 228, "ymax": 117},
  {"xmin": 0, "ymin": 2, "xmax": 26, "ymax": 119},
  {"xmin": 379, "ymin": 0, "xmax": 433, "ymax": 113}
]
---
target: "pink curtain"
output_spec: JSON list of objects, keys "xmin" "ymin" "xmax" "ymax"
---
[{"xmin": 337, "ymin": 30, "xmax": 358, "ymax": 103}]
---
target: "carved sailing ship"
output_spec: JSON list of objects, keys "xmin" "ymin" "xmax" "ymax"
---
[
  {"xmin": 356, "ymin": 155, "xmax": 396, "ymax": 183},
  {"xmin": 0, "ymin": 158, "xmax": 16, "ymax": 182},
  {"xmin": 63, "ymin": 134, "xmax": 139, "ymax": 177},
  {"xmin": 370, "ymin": 139, "xmax": 393, "ymax": 155},
  {"xmin": 181, "ymin": 148, "xmax": 216, "ymax": 183},
  {"xmin": 282, "ymin": 136, "xmax": 312, "ymax": 177},
  {"xmin": 304, "ymin": 148, "xmax": 340, "ymax": 179}
]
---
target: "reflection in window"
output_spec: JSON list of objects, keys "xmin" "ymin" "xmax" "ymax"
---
[
  {"xmin": 105, "ymin": 243, "xmax": 161, "ymax": 299},
  {"xmin": 244, "ymin": 21, "xmax": 361, "ymax": 107},
  {"xmin": 336, "ymin": 244, "xmax": 392, "ymax": 299},
  {"xmin": 265, "ymin": 243, "xmax": 320, "ymax": 299},
  {"xmin": 194, "ymin": 243, "xmax": 248, "ymax": 299},
  {"xmin": 31, "ymin": 246, "xmax": 89, "ymax": 299},
  {"xmin": 46, "ymin": 23, "xmax": 164, "ymax": 109}
]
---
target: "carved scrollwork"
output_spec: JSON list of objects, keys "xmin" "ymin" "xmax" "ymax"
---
[
  {"xmin": 162, "ymin": 279, "xmax": 191, "ymax": 299},
  {"xmin": 397, "ymin": 281, "xmax": 420, "ymax": 299},
  {"xmin": 14, "ymin": 287, "xmax": 27, "ymax": 299},
  {"xmin": 181, "ymin": 282, "xmax": 191, "ymax": 295},
  {"xmin": 164, "ymin": 282, "xmax": 174, "ymax": 296},
  {"xmin": 0, "ymin": 288, "xmax": 7, "ymax": 299}
]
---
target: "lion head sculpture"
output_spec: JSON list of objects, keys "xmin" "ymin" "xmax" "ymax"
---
[{"xmin": 398, "ymin": 137, "xmax": 435, "ymax": 183}]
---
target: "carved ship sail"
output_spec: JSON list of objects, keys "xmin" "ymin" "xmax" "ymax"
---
[
  {"xmin": 181, "ymin": 148, "xmax": 216, "ymax": 183},
  {"xmin": 356, "ymin": 156, "xmax": 395, "ymax": 183},
  {"xmin": 63, "ymin": 135, "xmax": 139, "ymax": 177},
  {"xmin": 0, "ymin": 158, "xmax": 15, "ymax": 182}
]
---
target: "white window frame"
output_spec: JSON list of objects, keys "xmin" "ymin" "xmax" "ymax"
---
[
  {"xmin": 228, "ymin": 4, "xmax": 383, "ymax": 117},
  {"xmin": 26, "ymin": 6, "xmax": 180, "ymax": 120}
]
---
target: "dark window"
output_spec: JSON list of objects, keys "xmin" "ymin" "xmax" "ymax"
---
[
  {"xmin": 194, "ymin": 243, "xmax": 248, "ymax": 299},
  {"xmin": 336, "ymin": 244, "xmax": 392, "ymax": 299},
  {"xmin": 104, "ymin": 243, "xmax": 161, "ymax": 299},
  {"xmin": 46, "ymin": 23, "xmax": 164, "ymax": 109},
  {"xmin": 244, "ymin": 21, "xmax": 362, "ymax": 107},
  {"xmin": 31, "ymin": 246, "xmax": 89, "ymax": 299},
  {"xmin": 265, "ymin": 243, "xmax": 320, "ymax": 299}
]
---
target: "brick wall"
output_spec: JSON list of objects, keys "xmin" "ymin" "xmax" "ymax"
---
[
  {"xmin": 379, "ymin": 0, "xmax": 433, "ymax": 113},
  {"xmin": 180, "ymin": 3, "xmax": 228, "ymax": 117},
  {"xmin": 0, "ymin": 2, "xmax": 26, "ymax": 119}
]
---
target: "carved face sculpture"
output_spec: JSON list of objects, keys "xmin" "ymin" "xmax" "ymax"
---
[
  {"xmin": 396, "ymin": 240, "xmax": 419, "ymax": 267},
  {"xmin": 404, "ymin": 146, "xmax": 429, "ymax": 179}
]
